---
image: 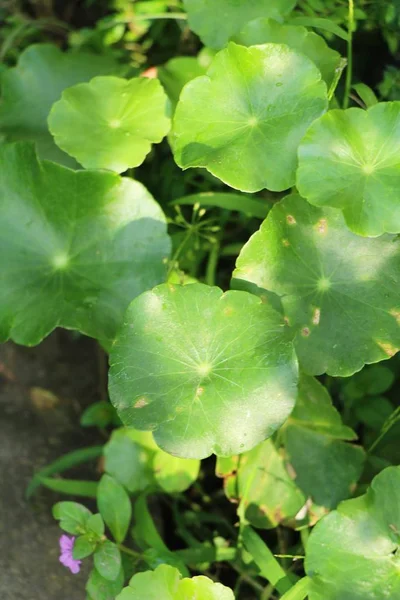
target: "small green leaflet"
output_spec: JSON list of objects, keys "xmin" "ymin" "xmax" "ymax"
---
[
  {"xmin": 48, "ymin": 77, "xmax": 171, "ymax": 172},
  {"xmin": 306, "ymin": 466, "xmax": 400, "ymax": 599},
  {"xmin": 183, "ymin": 0, "xmax": 296, "ymax": 49},
  {"xmin": 235, "ymin": 18, "xmax": 341, "ymax": 86},
  {"xmin": 97, "ymin": 475, "xmax": 132, "ymax": 543},
  {"xmin": 0, "ymin": 142, "xmax": 170, "ymax": 346},
  {"xmin": 297, "ymin": 103, "xmax": 400, "ymax": 236},
  {"xmin": 171, "ymin": 42, "xmax": 327, "ymax": 193},
  {"xmin": 0, "ymin": 44, "xmax": 123, "ymax": 166},
  {"xmin": 109, "ymin": 283, "xmax": 298, "ymax": 458},
  {"xmin": 233, "ymin": 194, "xmax": 400, "ymax": 376},
  {"xmin": 116, "ymin": 564, "xmax": 234, "ymax": 599}
]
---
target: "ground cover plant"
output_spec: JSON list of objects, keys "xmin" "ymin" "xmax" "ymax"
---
[{"xmin": 1, "ymin": 0, "xmax": 400, "ymax": 598}]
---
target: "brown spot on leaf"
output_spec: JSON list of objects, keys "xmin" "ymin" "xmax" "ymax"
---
[
  {"xmin": 282, "ymin": 239, "xmax": 290, "ymax": 246},
  {"xmin": 286, "ymin": 214, "xmax": 296, "ymax": 225},
  {"xmin": 134, "ymin": 397, "xmax": 149, "ymax": 409},
  {"xmin": 390, "ymin": 309, "xmax": 400, "ymax": 324},
  {"xmin": 312, "ymin": 308, "xmax": 321, "ymax": 325},
  {"xmin": 377, "ymin": 341, "xmax": 399, "ymax": 357},
  {"xmin": 223, "ymin": 306, "xmax": 234, "ymax": 316},
  {"xmin": 195, "ymin": 386, "xmax": 204, "ymax": 398},
  {"xmin": 301, "ymin": 327, "xmax": 310, "ymax": 337},
  {"xmin": 286, "ymin": 462, "xmax": 297, "ymax": 480},
  {"xmin": 316, "ymin": 218, "xmax": 327, "ymax": 234}
]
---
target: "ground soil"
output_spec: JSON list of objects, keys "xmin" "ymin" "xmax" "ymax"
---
[{"xmin": 0, "ymin": 331, "xmax": 101, "ymax": 600}]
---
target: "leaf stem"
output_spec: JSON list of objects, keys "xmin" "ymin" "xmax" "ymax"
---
[
  {"xmin": 279, "ymin": 577, "xmax": 310, "ymax": 600},
  {"xmin": 205, "ymin": 239, "xmax": 220, "ymax": 287},
  {"xmin": 368, "ymin": 405, "xmax": 400, "ymax": 454},
  {"xmin": 343, "ymin": 0, "xmax": 354, "ymax": 109},
  {"xmin": 118, "ymin": 544, "xmax": 142, "ymax": 558}
]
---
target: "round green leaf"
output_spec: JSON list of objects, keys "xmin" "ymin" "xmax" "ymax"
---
[
  {"xmin": 0, "ymin": 142, "xmax": 170, "ymax": 346},
  {"xmin": 171, "ymin": 42, "xmax": 327, "ymax": 193},
  {"xmin": 158, "ymin": 57, "xmax": 206, "ymax": 111},
  {"xmin": 297, "ymin": 103, "xmax": 400, "ymax": 236},
  {"xmin": 48, "ymin": 76, "xmax": 171, "ymax": 172},
  {"xmin": 117, "ymin": 564, "xmax": 234, "ymax": 600},
  {"xmin": 235, "ymin": 18, "xmax": 342, "ymax": 86},
  {"xmin": 0, "ymin": 44, "xmax": 122, "ymax": 166},
  {"xmin": 183, "ymin": 0, "xmax": 296, "ymax": 49},
  {"xmin": 306, "ymin": 466, "xmax": 400, "ymax": 599},
  {"xmin": 109, "ymin": 283, "xmax": 298, "ymax": 459},
  {"xmin": 233, "ymin": 194, "xmax": 400, "ymax": 376},
  {"xmin": 153, "ymin": 452, "xmax": 200, "ymax": 493}
]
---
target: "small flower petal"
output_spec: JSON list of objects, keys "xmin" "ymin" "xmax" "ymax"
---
[{"xmin": 58, "ymin": 535, "xmax": 82, "ymax": 574}]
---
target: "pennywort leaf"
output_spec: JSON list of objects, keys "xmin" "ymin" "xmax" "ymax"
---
[
  {"xmin": 0, "ymin": 142, "xmax": 170, "ymax": 346},
  {"xmin": 297, "ymin": 103, "xmax": 400, "ymax": 236},
  {"xmin": 171, "ymin": 42, "xmax": 327, "ymax": 193},
  {"xmin": 233, "ymin": 194, "xmax": 400, "ymax": 376},
  {"xmin": 48, "ymin": 76, "xmax": 171, "ymax": 172},
  {"xmin": 109, "ymin": 283, "xmax": 298, "ymax": 458}
]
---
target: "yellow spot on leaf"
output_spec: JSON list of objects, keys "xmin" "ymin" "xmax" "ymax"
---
[
  {"xmin": 376, "ymin": 341, "xmax": 399, "ymax": 358},
  {"xmin": 134, "ymin": 397, "xmax": 149, "ymax": 408},
  {"xmin": 282, "ymin": 239, "xmax": 290, "ymax": 247},
  {"xmin": 286, "ymin": 214, "xmax": 296, "ymax": 225},
  {"xmin": 312, "ymin": 308, "xmax": 321, "ymax": 325},
  {"xmin": 316, "ymin": 218, "xmax": 327, "ymax": 234},
  {"xmin": 390, "ymin": 309, "xmax": 400, "ymax": 324},
  {"xmin": 301, "ymin": 327, "xmax": 310, "ymax": 337}
]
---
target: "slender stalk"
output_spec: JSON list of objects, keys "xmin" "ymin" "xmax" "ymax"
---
[
  {"xmin": 118, "ymin": 544, "xmax": 142, "ymax": 558},
  {"xmin": 343, "ymin": 0, "xmax": 354, "ymax": 109},
  {"xmin": 205, "ymin": 240, "xmax": 220, "ymax": 286},
  {"xmin": 279, "ymin": 576, "xmax": 310, "ymax": 600},
  {"xmin": 368, "ymin": 405, "xmax": 400, "ymax": 454}
]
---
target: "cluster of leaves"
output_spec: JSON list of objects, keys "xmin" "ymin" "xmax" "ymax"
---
[{"xmin": 2, "ymin": 1, "xmax": 400, "ymax": 599}]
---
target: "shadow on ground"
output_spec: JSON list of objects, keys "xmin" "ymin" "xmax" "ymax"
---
[{"xmin": 0, "ymin": 331, "xmax": 102, "ymax": 599}]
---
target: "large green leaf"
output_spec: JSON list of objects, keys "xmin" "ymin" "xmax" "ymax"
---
[
  {"xmin": 305, "ymin": 466, "xmax": 400, "ymax": 599},
  {"xmin": 116, "ymin": 564, "xmax": 234, "ymax": 599},
  {"xmin": 0, "ymin": 142, "xmax": 170, "ymax": 346},
  {"xmin": 48, "ymin": 77, "xmax": 170, "ymax": 172},
  {"xmin": 284, "ymin": 376, "xmax": 365, "ymax": 508},
  {"xmin": 171, "ymin": 43, "xmax": 327, "ymax": 193},
  {"xmin": 297, "ymin": 103, "xmax": 400, "ymax": 236},
  {"xmin": 0, "ymin": 44, "xmax": 122, "ymax": 166},
  {"xmin": 235, "ymin": 18, "xmax": 341, "ymax": 86},
  {"xmin": 233, "ymin": 194, "xmax": 400, "ymax": 376},
  {"xmin": 109, "ymin": 283, "xmax": 298, "ymax": 458},
  {"xmin": 183, "ymin": 0, "xmax": 296, "ymax": 49},
  {"xmin": 221, "ymin": 439, "xmax": 306, "ymax": 529}
]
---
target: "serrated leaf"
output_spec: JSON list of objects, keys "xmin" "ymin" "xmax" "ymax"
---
[
  {"xmin": 109, "ymin": 283, "xmax": 298, "ymax": 459},
  {"xmin": 297, "ymin": 103, "xmax": 400, "ymax": 236},
  {"xmin": 53, "ymin": 501, "xmax": 92, "ymax": 535},
  {"xmin": 235, "ymin": 18, "xmax": 341, "ymax": 86},
  {"xmin": 94, "ymin": 541, "xmax": 122, "ymax": 581},
  {"xmin": 97, "ymin": 475, "xmax": 132, "ymax": 543},
  {"xmin": 116, "ymin": 564, "xmax": 234, "ymax": 600},
  {"xmin": 171, "ymin": 42, "xmax": 327, "ymax": 193},
  {"xmin": 48, "ymin": 77, "xmax": 170, "ymax": 172},
  {"xmin": 87, "ymin": 567, "xmax": 125, "ymax": 600},
  {"xmin": 224, "ymin": 439, "xmax": 305, "ymax": 529},
  {"xmin": 233, "ymin": 194, "xmax": 400, "ymax": 376},
  {"xmin": 0, "ymin": 142, "xmax": 170, "ymax": 346},
  {"xmin": 284, "ymin": 376, "xmax": 365, "ymax": 509},
  {"xmin": 306, "ymin": 466, "xmax": 400, "ymax": 599},
  {"xmin": 183, "ymin": 0, "xmax": 296, "ymax": 49},
  {"xmin": 0, "ymin": 44, "xmax": 122, "ymax": 166}
]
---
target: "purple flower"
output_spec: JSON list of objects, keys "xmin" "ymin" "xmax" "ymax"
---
[{"xmin": 59, "ymin": 535, "xmax": 82, "ymax": 574}]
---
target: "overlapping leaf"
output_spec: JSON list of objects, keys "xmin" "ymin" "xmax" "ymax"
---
[
  {"xmin": 235, "ymin": 18, "xmax": 341, "ymax": 86},
  {"xmin": 0, "ymin": 142, "xmax": 170, "ymax": 346},
  {"xmin": 109, "ymin": 283, "xmax": 298, "ymax": 458},
  {"xmin": 0, "ymin": 44, "xmax": 122, "ymax": 166},
  {"xmin": 306, "ymin": 466, "xmax": 400, "ymax": 599},
  {"xmin": 284, "ymin": 375, "xmax": 365, "ymax": 508},
  {"xmin": 297, "ymin": 103, "xmax": 400, "ymax": 236},
  {"xmin": 48, "ymin": 76, "xmax": 170, "ymax": 172},
  {"xmin": 217, "ymin": 439, "xmax": 306, "ymax": 529},
  {"xmin": 233, "ymin": 194, "xmax": 400, "ymax": 376},
  {"xmin": 171, "ymin": 42, "xmax": 327, "ymax": 192},
  {"xmin": 117, "ymin": 564, "xmax": 234, "ymax": 599},
  {"xmin": 183, "ymin": 0, "xmax": 296, "ymax": 49}
]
